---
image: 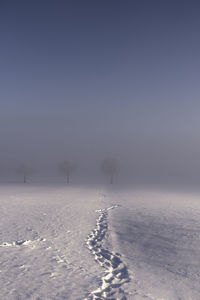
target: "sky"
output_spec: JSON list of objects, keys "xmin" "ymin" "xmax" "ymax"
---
[{"xmin": 0, "ymin": 0, "xmax": 200, "ymax": 183}]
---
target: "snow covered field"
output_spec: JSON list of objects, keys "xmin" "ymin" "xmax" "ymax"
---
[{"xmin": 1, "ymin": 184, "xmax": 200, "ymax": 299}]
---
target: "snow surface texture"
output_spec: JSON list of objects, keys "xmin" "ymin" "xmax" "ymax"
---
[
  {"xmin": 0, "ymin": 185, "xmax": 107, "ymax": 300},
  {"xmin": 85, "ymin": 205, "xmax": 129, "ymax": 299},
  {"xmin": 108, "ymin": 188, "xmax": 200, "ymax": 300},
  {"xmin": 1, "ymin": 184, "xmax": 200, "ymax": 299}
]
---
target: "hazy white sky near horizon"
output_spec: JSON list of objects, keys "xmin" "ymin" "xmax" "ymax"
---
[{"xmin": 0, "ymin": 0, "xmax": 200, "ymax": 183}]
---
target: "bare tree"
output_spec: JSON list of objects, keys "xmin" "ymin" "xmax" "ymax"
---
[
  {"xmin": 17, "ymin": 164, "xmax": 33, "ymax": 183},
  {"xmin": 101, "ymin": 158, "xmax": 120, "ymax": 184},
  {"xmin": 58, "ymin": 161, "xmax": 76, "ymax": 184}
]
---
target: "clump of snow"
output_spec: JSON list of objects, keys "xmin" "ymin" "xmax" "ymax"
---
[{"xmin": 85, "ymin": 205, "xmax": 129, "ymax": 299}]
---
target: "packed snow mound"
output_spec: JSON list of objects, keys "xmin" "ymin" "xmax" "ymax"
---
[{"xmin": 85, "ymin": 205, "xmax": 130, "ymax": 299}]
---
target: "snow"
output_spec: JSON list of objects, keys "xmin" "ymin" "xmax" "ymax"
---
[
  {"xmin": 85, "ymin": 205, "xmax": 129, "ymax": 299},
  {"xmin": 1, "ymin": 184, "xmax": 200, "ymax": 299},
  {"xmin": 108, "ymin": 187, "xmax": 200, "ymax": 300},
  {"xmin": 0, "ymin": 185, "xmax": 104, "ymax": 299}
]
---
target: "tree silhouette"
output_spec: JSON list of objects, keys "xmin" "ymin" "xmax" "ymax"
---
[
  {"xmin": 17, "ymin": 164, "xmax": 33, "ymax": 183},
  {"xmin": 58, "ymin": 161, "xmax": 76, "ymax": 184},
  {"xmin": 101, "ymin": 158, "xmax": 119, "ymax": 184}
]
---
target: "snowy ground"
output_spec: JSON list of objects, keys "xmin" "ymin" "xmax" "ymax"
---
[
  {"xmin": 108, "ymin": 187, "xmax": 200, "ymax": 300},
  {"xmin": 1, "ymin": 184, "xmax": 200, "ymax": 299}
]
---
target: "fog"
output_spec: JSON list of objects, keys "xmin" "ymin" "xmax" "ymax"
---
[{"xmin": 1, "ymin": 1, "xmax": 200, "ymax": 185}]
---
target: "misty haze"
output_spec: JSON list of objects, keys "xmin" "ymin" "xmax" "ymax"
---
[{"xmin": 1, "ymin": 1, "xmax": 200, "ymax": 299}]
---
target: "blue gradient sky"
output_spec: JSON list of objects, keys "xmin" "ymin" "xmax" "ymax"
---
[{"xmin": 1, "ymin": 0, "xmax": 200, "ymax": 182}]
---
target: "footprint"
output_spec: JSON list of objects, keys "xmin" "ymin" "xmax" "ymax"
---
[{"xmin": 85, "ymin": 205, "xmax": 130, "ymax": 300}]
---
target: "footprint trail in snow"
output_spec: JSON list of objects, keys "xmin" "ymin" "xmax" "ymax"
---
[{"xmin": 85, "ymin": 205, "xmax": 130, "ymax": 300}]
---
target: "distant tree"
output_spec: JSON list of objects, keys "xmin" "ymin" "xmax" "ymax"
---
[
  {"xmin": 101, "ymin": 158, "xmax": 120, "ymax": 184},
  {"xmin": 17, "ymin": 164, "xmax": 33, "ymax": 183},
  {"xmin": 58, "ymin": 161, "xmax": 76, "ymax": 184}
]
